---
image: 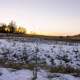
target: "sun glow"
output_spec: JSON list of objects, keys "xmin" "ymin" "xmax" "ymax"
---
[{"xmin": 0, "ymin": 17, "xmax": 80, "ymax": 36}]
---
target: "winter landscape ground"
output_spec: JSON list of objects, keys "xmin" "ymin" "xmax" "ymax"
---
[{"xmin": 0, "ymin": 37, "xmax": 80, "ymax": 80}]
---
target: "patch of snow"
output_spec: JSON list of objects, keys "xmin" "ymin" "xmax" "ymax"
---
[
  {"xmin": 0, "ymin": 39, "xmax": 80, "ymax": 69},
  {"xmin": 0, "ymin": 68, "xmax": 79, "ymax": 80}
]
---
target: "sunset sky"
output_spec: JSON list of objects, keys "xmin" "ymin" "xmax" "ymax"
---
[{"xmin": 0, "ymin": 0, "xmax": 80, "ymax": 36}]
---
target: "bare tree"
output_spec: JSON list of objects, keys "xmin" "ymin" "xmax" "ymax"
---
[
  {"xmin": 32, "ymin": 41, "xmax": 39, "ymax": 80},
  {"xmin": 8, "ymin": 21, "xmax": 16, "ymax": 33}
]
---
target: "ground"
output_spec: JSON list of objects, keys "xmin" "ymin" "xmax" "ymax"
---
[
  {"xmin": 0, "ymin": 68, "xmax": 80, "ymax": 80},
  {"xmin": 0, "ymin": 38, "xmax": 80, "ymax": 80}
]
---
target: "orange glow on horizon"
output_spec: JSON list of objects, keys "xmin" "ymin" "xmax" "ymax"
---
[
  {"xmin": 1, "ymin": 20, "xmax": 80, "ymax": 36},
  {"xmin": 27, "ymin": 30, "xmax": 66, "ymax": 36},
  {"xmin": 27, "ymin": 30, "xmax": 80, "ymax": 36}
]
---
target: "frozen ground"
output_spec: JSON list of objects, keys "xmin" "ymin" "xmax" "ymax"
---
[
  {"xmin": 0, "ymin": 39, "xmax": 80, "ymax": 80},
  {"xmin": 0, "ymin": 39, "xmax": 80, "ymax": 69},
  {"xmin": 0, "ymin": 68, "xmax": 79, "ymax": 80}
]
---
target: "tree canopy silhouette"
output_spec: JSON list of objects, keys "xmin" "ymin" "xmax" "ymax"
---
[{"xmin": 0, "ymin": 21, "xmax": 26, "ymax": 34}]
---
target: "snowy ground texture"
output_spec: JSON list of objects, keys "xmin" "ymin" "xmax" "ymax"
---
[
  {"xmin": 0, "ymin": 68, "xmax": 79, "ymax": 80},
  {"xmin": 0, "ymin": 39, "xmax": 80, "ymax": 80},
  {"xmin": 0, "ymin": 39, "xmax": 80, "ymax": 69}
]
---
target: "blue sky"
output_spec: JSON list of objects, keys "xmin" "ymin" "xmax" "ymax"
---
[{"xmin": 0, "ymin": 0, "xmax": 80, "ymax": 35}]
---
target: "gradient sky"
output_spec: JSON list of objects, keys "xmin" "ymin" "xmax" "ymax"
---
[{"xmin": 0, "ymin": 0, "xmax": 80, "ymax": 36}]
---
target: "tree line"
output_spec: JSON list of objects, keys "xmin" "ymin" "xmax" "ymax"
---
[{"xmin": 0, "ymin": 21, "xmax": 26, "ymax": 34}]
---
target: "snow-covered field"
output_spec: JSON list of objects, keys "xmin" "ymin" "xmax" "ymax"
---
[
  {"xmin": 0, "ymin": 68, "xmax": 79, "ymax": 80},
  {"xmin": 0, "ymin": 39, "xmax": 80, "ymax": 69},
  {"xmin": 0, "ymin": 39, "xmax": 80, "ymax": 80}
]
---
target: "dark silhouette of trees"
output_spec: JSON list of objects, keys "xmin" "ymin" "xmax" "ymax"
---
[
  {"xmin": 0, "ymin": 21, "xmax": 26, "ymax": 34},
  {"xmin": 16, "ymin": 26, "xmax": 26, "ymax": 34},
  {"xmin": 0, "ymin": 24, "xmax": 7, "ymax": 33},
  {"xmin": 7, "ymin": 21, "xmax": 16, "ymax": 33}
]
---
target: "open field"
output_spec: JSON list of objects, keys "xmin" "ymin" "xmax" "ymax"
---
[
  {"xmin": 0, "ymin": 33, "xmax": 80, "ymax": 42},
  {"xmin": 0, "ymin": 33, "xmax": 80, "ymax": 80}
]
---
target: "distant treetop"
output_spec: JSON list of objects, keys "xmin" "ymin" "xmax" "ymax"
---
[{"xmin": 0, "ymin": 21, "xmax": 26, "ymax": 34}]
